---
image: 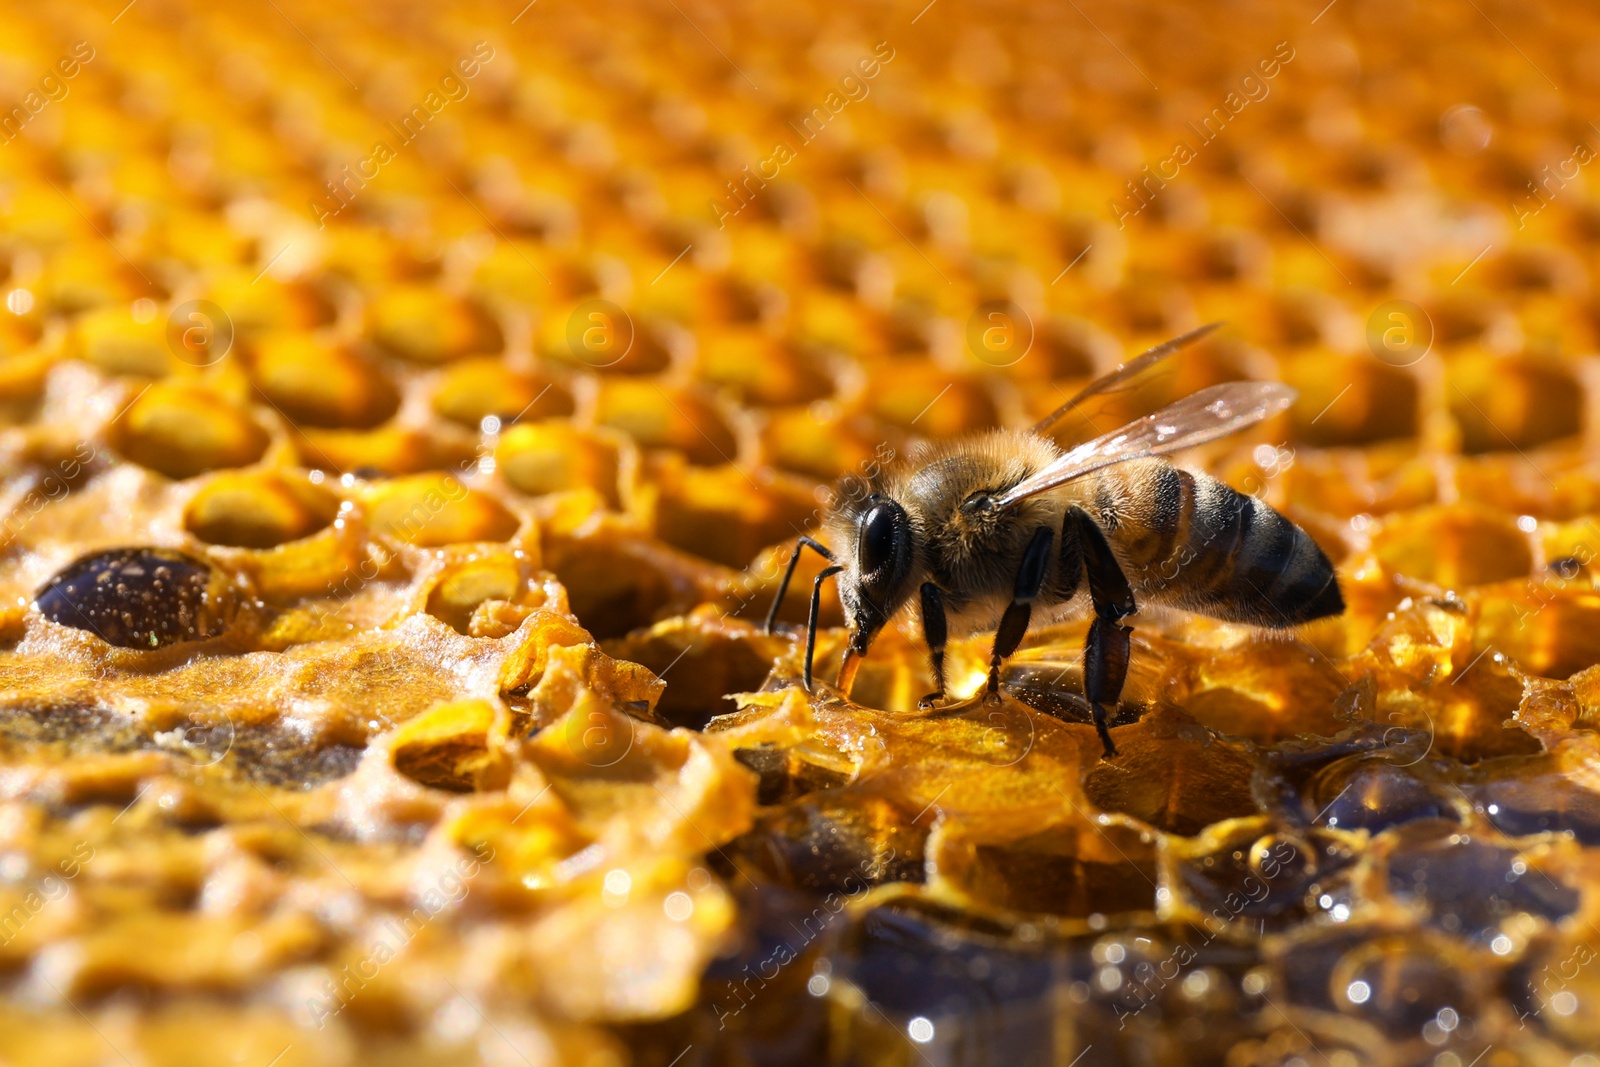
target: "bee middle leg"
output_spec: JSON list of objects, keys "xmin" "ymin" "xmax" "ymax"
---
[
  {"xmin": 985, "ymin": 526, "xmax": 1056, "ymax": 704},
  {"xmin": 1072, "ymin": 506, "xmax": 1136, "ymax": 758}
]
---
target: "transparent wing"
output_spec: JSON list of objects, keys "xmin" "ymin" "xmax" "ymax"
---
[
  {"xmin": 994, "ymin": 381, "xmax": 1295, "ymax": 509},
  {"xmin": 1030, "ymin": 322, "xmax": 1221, "ymax": 435}
]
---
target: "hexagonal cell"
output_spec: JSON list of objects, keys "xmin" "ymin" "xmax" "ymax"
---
[
  {"xmin": 694, "ymin": 329, "xmax": 834, "ymax": 408},
  {"xmin": 247, "ymin": 332, "xmax": 401, "ymax": 429},
  {"xmin": 0, "ymin": 349, "xmax": 57, "ymax": 418},
  {"xmin": 1256, "ymin": 287, "xmax": 1341, "ymax": 348},
  {"xmin": 364, "ymin": 285, "xmax": 503, "ymax": 363},
  {"xmin": 1025, "ymin": 316, "xmax": 1116, "ymax": 379},
  {"xmin": 1023, "ymin": 331, "xmax": 1262, "ymax": 445},
  {"xmin": 1283, "ymin": 352, "xmax": 1418, "ymax": 447},
  {"xmin": 604, "ymin": 612, "xmax": 788, "ymax": 730},
  {"xmin": 430, "ymin": 358, "xmax": 573, "ymax": 429},
  {"xmin": 1505, "ymin": 934, "xmax": 1600, "ymax": 1049},
  {"xmin": 594, "ymin": 380, "xmax": 738, "ymax": 465},
  {"xmin": 362, "ymin": 473, "xmax": 520, "ymax": 546},
  {"xmin": 649, "ymin": 461, "xmax": 820, "ymax": 569},
  {"xmin": 497, "ymin": 422, "xmax": 624, "ymax": 507},
  {"xmin": 1224, "ymin": 442, "xmax": 1436, "ymax": 519},
  {"xmin": 726, "ymin": 794, "xmax": 926, "ymax": 892},
  {"xmin": 423, "ymin": 553, "xmax": 534, "ymax": 635},
  {"xmin": 1477, "ymin": 586, "xmax": 1600, "ymax": 680},
  {"xmin": 537, "ymin": 301, "xmax": 675, "ymax": 375},
  {"xmin": 932, "ymin": 818, "xmax": 1159, "ymax": 918},
  {"xmin": 1448, "ymin": 354, "xmax": 1583, "ymax": 454},
  {"xmin": 184, "ymin": 470, "xmax": 340, "ymax": 548},
  {"xmin": 759, "ymin": 407, "xmax": 889, "ymax": 483},
  {"xmin": 864, "ymin": 362, "xmax": 998, "ymax": 436},
  {"xmin": 1080, "ymin": 709, "xmax": 1262, "ymax": 836},
  {"xmin": 1465, "ymin": 763, "xmax": 1600, "ymax": 844},
  {"xmin": 1478, "ymin": 246, "xmax": 1587, "ymax": 295},
  {"xmin": 35, "ymin": 248, "xmax": 162, "ymax": 316},
  {"xmin": 1424, "ymin": 292, "xmax": 1511, "ymax": 346},
  {"xmin": 1454, "ymin": 454, "xmax": 1600, "ymax": 521},
  {"xmin": 69, "ymin": 305, "xmax": 173, "ymax": 377},
  {"xmin": 1382, "ymin": 825, "xmax": 1579, "ymax": 945},
  {"xmin": 109, "ymin": 381, "xmax": 270, "ymax": 480},
  {"xmin": 1368, "ymin": 505, "xmax": 1533, "ymax": 587},
  {"xmin": 541, "ymin": 527, "xmax": 720, "ymax": 639},
  {"xmin": 1320, "ymin": 933, "xmax": 1480, "ymax": 1039},
  {"xmin": 1163, "ymin": 821, "xmax": 1358, "ymax": 934},
  {"xmin": 201, "ymin": 272, "xmax": 336, "ymax": 335},
  {"xmin": 1301, "ymin": 755, "xmax": 1460, "ymax": 834},
  {"xmin": 293, "ymin": 426, "xmax": 474, "ymax": 476},
  {"xmin": 1096, "ymin": 277, "xmax": 1196, "ymax": 337},
  {"xmin": 1179, "ymin": 640, "xmax": 1351, "ymax": 743},
  {"xmin": 387, "ymin": 699, "xmax": 500, "ymax": 792}
]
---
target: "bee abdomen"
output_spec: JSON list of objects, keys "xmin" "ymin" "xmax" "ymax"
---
[
  {"xmin": 1122, "ymin": 471, "xmax": 1342, "ymax": 625},
  {"xmin": 1188, "ymin": 475, "xmax": 1342, "ymax": 624}
]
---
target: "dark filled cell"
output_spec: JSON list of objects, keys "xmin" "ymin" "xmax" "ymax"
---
[{"xmin": 34, "ymin": 548, "xmax": 229, "ymax": 649}]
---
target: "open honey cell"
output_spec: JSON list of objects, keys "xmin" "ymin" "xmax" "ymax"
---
[
  {"xmin": 496, "ymin": 421, "xmax": 625, "ymax": 506},
  {"xmin": 536, "ymin": 300, "xmax": 676, "ymax": 375},
  {"xmin": 183, "ymin": 470, "xmax": 342, "ymax": 548},
  {"xmin": 430, "ymin": 358, "xmax": 574, "ymax": 428},
  {"xmin": 246, "ymin": 332, "xmax": 401, "ymax": 429},
  {"xmin": 692, "ymin": 329, "xmax": 835, "ymax": 408},
  {"xmin": 593, "ymin": 379, "xmax": 738, "ymax": 465},
  {"xmin": 862, "ymin": 361, "xmax": 998, "ymax": 435},
  {"xmin": 201, "ymin": 272, "xmax": 337, "ymax": 335},
  {"xmin": 423, "ymin": 552, "xmax": 538, "ymax": 635},
  {"xmin": 758, "ymin": 405, "xmax": 886, "ymax": 482},
  {"xmin": 1367, "ymin": 504, "xmax": 1535, "ymax": 588},
  {"xmin": 1447, "ymin": 353, "xmax": 1585, "ymax": 454},
  {"xmin": 70, "ymin": 305, "xmax": 176, "ymax": 378},
  {"xmin": 362, "ymin": 473, "xmax": 522, "ymax": 546},
  {"xmin": 646, "ymin": 458, "xmax": 820, "ymax": 568},
  {"xmin": 364, "ymin": 284, "xmax": 504, "ymax": 363},
  {"xmin": 108, "ymin": 381, "xmax": 270, "ymax": 479},
  {"xmin": 35, "ymin": 248, "xmax": 162, "ymax": 316},
  {"xmin": 1282, "ymin": 352, "xmax": 1420, "ymax": 447}
]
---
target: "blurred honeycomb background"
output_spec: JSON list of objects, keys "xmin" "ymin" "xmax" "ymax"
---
[{"xmin": 1, "ymin": 0, "xmax": 1600, "ymax": 1064}]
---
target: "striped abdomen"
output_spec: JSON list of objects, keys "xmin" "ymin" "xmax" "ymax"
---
[{"xmin": 1080, "ymin": 460, "xmax": 1343, "ymax": 626}]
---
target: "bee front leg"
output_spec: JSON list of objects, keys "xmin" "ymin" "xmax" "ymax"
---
[
  {"xmin": 804, "ymin": 564, "xmax": 844, "ymax": 690},
  {"xmin": 1072, "ymin": 506, "xmax": 1137, "ymax": 758},
  {"xmin": 917, "ymin": 582, "xmax": 948, "ymax": 709},
  {"xmin": 985, "ymin": 526, "xmax": 1055, "ymax": 705}
]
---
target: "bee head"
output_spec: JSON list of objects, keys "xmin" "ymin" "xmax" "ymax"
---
[{"xmin": 837, "ymin": 492, "xmax": 916, "ymax": 657}]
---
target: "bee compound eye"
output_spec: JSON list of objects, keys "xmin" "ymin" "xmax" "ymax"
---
[{"xmin": 858, "ymin": 503, "xmax": 899, "ymax": 575}]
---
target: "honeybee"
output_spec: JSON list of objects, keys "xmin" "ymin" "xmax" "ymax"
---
[{"xmin": 763, "ymin": 324, "xmax": 1344, "ymax": 758}]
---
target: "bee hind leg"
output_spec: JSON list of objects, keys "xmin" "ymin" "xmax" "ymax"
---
[
  {"xmin": 1084, "ymin": 617, "xmax": 1132, "ymax": 758},
  {"xmin": 1072, "ymin": 506, "xmax": 1137, "ymax": 759},
  {"xmin": 985, "ymin": 526, "xmax": 1056, "ymax": 705}
]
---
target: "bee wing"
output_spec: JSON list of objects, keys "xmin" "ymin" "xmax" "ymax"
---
[
  {"xmin": 1030, "ymin": 322, "xmax": 1221, "ymax": 435},
  {"xmin": 994, "ymin": 381, "xmax": 1295, "ymax": 509}
]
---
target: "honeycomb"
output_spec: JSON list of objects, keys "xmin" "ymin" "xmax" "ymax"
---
[{"xmin": 2, "ymin": 0, "xmax": 1600, "ymax": 1063}]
